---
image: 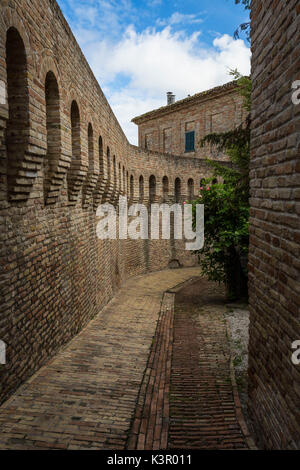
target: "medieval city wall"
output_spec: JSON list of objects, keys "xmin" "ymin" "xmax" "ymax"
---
[{"xmin": 0, "ymin": 0, "xmax": 215, "ymax": 403}]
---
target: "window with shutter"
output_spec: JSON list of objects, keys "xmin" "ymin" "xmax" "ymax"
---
[{"xmin": 185, "ymin": 131, "xmax": 195, "ymax": 152}]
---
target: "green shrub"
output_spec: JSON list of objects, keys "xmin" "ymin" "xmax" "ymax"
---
[{"xmin": 191, "ymin": 72, "xmax": 251, "ymax": 301}]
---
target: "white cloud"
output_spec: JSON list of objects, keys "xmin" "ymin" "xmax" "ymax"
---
[
  {"xmin": 107, "ymin": 90, "xmax": 163, "ymax": 144},
  {"xmin": 65, "ymin": 0, "xmax": 137, "ymax": 40},
  {"xmin": 170, "ymin": 12, "xmax": 204, "ymax": 25},
  {"xmin": 73, "ymin": 6, "xmax": 98, "ymax": 27},
  {"xmin": 83, "ymin": 27, "xmax": 251, "ymax": 144},
  {"xmin": 157, "ymin": 12, "xmax": 204, "ymax": 27}
]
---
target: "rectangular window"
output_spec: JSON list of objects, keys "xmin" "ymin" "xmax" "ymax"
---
[
  {"xmin": 145, "ymin": 133, "xmax": 152, "ymax": 150},
  {"xmin": 163, "ymin": 128, "xmax": 172, "ymax": 153},
  {"xmin": 185, "ymin": 131, "xmax": 195, "ymax": 152}
]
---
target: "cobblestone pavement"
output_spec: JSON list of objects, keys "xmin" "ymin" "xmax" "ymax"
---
[
  {"xmin": 0, "ymin": 269, "xmax": 255, "ymax": 450},
  {"xmin": 0, "ymin": 268, "xmax": 200, "ymax": 450}
]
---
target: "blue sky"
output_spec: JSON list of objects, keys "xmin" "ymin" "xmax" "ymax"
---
[{"xmin": 57, "ymin": 0, "xmax": 250, "ymax": 144}]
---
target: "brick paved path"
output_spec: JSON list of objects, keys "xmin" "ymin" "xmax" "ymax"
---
[
  {"xmin": 126, "ymin": 277, "xmax": 255, "ymax": 450},
  {"xmin": 126, "ymin": 291, "xmax": 174, "ymax": 450},
  {"xmin": 0, "ymin": 269, "xmax": 254, "ymax": 450},
  {"xmin": 168, "ymin": 279, "xmax": 255, "ymax": 449},
  {"xmin": 0, "ymin": 268, "xmax": 199, "ymax": 450}
]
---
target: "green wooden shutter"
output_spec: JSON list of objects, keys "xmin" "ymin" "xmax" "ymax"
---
[{"xmin": 185, "ymin": 131, "xmax": 195, "ymax": 152}]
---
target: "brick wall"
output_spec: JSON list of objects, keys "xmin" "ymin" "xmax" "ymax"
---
[
  {"xmin": 0, "ymin": 0, "xmax": 218, "ymax": 404},
  {"xmin": 132, "ymin": 83, "xmax": 246, "ymax": 161},
  {"xmin": 249, "ymin": 0, "xmax": 300, "ymax": 449}
]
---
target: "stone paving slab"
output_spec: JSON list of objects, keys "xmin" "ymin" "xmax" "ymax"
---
[{"xmin": 0, "ymin": 268, "xmax": 200, "ymax": 450}]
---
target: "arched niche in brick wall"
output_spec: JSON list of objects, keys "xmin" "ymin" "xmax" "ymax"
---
[
  {"xmin": 112, "ymin": 155, "xmax": 117, "ymax": 204},
  {"xmin": 0, "ymin": 12, "xmax": 34, "ymax": 203},
  {"xmin": 113, "ymin": 155, "xmax": 116, "ymax": 186},
  {"xmin": 82, "ymin": 122, "xmax": 99, "ymax": 208},
  {"xmin": 118, "ymin": 162, "xmax": 122, "ymax": 193},
  {"xmin": 39, "ymin": 55, "xmax": 71, "ymax": 206},
  {"xmin": 44, "ymin": 71, "xmax": 61, "ymax": 205},
  {"xmin": 101, "ymin": 146, "xmax": 112, "ymax": 204},
  {"xmin": 6, "ymin": 27, "xmax": 30, "ymax": 201},
  {"xmin": 139, "ymin": 175, "xmax": 144, "ymax": 201},
  {"xmin": 67, "ymin": 100, "xmax": 84, "ymax": 204},
  {"xmin": 175, "ymin": 177, "xmax": 181, "ymax": 203},
  {"xmin": 99, "ymin": 136, "xmax": 103, "ymax": 172},
  {"xmin": 188, "ymin": 178, "xmax": 194, "ymax": 201},
  {"xmin": 107, "ymin": 147, "xmax": 111, "ymax": 180},
  {"xmin": 71, "ymin": 101, "xmax": 81, "ymax": 161},
  {"xmin": 130, "ymin": 174, "xmax": 134, "ymax": 201},
  {"xmin": 93, "ymin": 135, "xmax": 105, "ymax": 209},
  {"xmin": 88, "ymin": 124, "xmax": 94, "ymax": 169},
  {"xmin": 122, "ymin": 166, "xmax": 126, "ymax": 194},
  {"xmin": 162, "ymin": 176, "xmax": 169, "ymax": 202},
  {"xmin": 149, "ymin": 175, "xmax": 156, "ymax": 203}
]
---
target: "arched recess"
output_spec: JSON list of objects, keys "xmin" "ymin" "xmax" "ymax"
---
[
  {"xmin": 71, "ymin": 101, "xmax": 80, "ymax": 162},
  {"xmin": 188, "ymin": 178, "xmax": 194, "ymax": 201},
  {"xmin": 139, "ymin": 175, "xmax": 144, "ymax": 201},
  {"xmin": 93, "ymin": 135, "xmax": 104, "ymax": 208},
  {"xmin": 112, "ymin": 155, "xmax": 117, "ymax": 203},
  {"xmin": 162, "ymin": 176, "xmax": 169, "ymax": 202},
  {"xmin": 88, "ymin": 123, "xmax": 94, "ymax": 168},
  {"xmin": 175, "ymin": 177, "xmax": 181, "ymax": 203},
  {"xmin": 67, "ymin": 100, "xmax": 82, "ymax": 202},
  {"xmin": 98, "ymin": 136, "xmax": 104, "ymax": 175},
  {"xmin": 82, "ymin": 123, "xmax": 98, "ymax": 208},
  {"xmin": 122, "ymin": 166, "xmax": 126, "ymax": 193},
  {"xmin": 149, "ymin": 175, "xmax": 156, "ymax": 203},
  {"xmin": 118, "ymin": 162, "xmax": 122, "ymax": 193},
  {"xmin": 130, "ymin": 175, "xmax": 134, "ymax": 200},
  {"xmin": 101, "ymin": 146, "xmax": 111, "ymax": 203},
  {"xmin": 44, "ymin": 71, "xmax": 61, "ymax": 204},
  {"xmin": 113, "ymin": 156, "xmax": 116, "ymax": 185},
  {"xmin": 6, "ymin": 27, "xmax": 30, "ymax": 199},
  {"xmin": 107, "ymin": 146, "xmax": 111, "ymax": 181}
]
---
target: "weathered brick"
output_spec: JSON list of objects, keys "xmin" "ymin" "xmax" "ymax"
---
[
  {"xmin": 249, "ymin": 0, "xmax": 300, "ymax": 450},
  {"xmin": 0, "ymin": 0, "xmax": 214, "ymax": 405}
]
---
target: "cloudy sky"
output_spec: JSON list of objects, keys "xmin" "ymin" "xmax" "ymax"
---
[{"xmin": 57, "ymin": 0, "xmax": 251, "ymax": 144}]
